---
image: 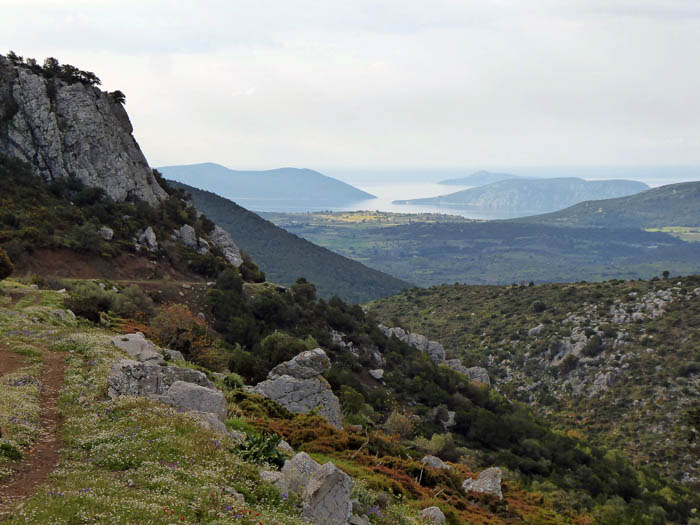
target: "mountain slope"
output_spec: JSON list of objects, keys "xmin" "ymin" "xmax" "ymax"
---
[
  {"xmin": 514, "ymin": 180, "xmax": 700, "ymax": 228},
  {"xmin": 159, "ymin": 163, "xmax": 375, "ymax": 209},
  {"xmin": 395, "ymin": 177, "xmax": 649, "ymax": 217},
  {"xmin": 439, "ymin": 170, "xmax": 521, "ymax": 186},
  {"xmin": 368, "ymin": 276, "xmax": 700, "ymax": 491},
  {"xmin": 168, "ymin": 180, "xmax": 410, "ymax": 302}
]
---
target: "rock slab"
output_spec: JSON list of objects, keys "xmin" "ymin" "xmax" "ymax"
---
[
  {"xmin": 301, "ymin": 462, "xmax": 354, "ymax": 525},
  {"xmin": 253, "ymin": 349, "xmax": 343, "ymax": 429}
]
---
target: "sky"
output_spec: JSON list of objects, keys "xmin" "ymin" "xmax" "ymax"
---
[{"xmin": 1, "ymin": 0, "xmax": 700, "ymax": 173}]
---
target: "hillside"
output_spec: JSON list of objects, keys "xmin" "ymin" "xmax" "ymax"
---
[
  {"xmin": 264, "ymin": 212, "xmax": 700, "ymax": 287},
  {"xmin": 439, "ymin": 171, "xmax": 521, "ymax": 186},
  {"xmin": 368, "ymin": 276, "xmax": 700, "ymax": 492},
  {"xmin": 158, "ymin": 163, "xmax": 375, "ymax": 210},
  {"xmin": 515, "ymin": 181, "xmax": 700, "ymax": 228},
  {"xmin": 395, "ymin": 178, "xmax": 649, "ymax": 218},
  {"xmin": 167, "ymin": 180, "xmax": 410, "ymax": 302},
  {"xmin": 3, "ymin": 270, "xmax": 699, "ymax": 524}
]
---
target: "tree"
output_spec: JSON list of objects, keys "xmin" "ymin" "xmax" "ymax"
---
[
  {"xmin": 0, "ymin": 247, "xmax": 13, "ymax": 281},
  {"xmin": 110, "ymin": 90, "xmax": 126, "ymax": 104}
]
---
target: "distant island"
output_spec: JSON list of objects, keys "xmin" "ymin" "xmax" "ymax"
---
[
  {"xmin": 515, "ymin": 180, "xmax": 700, "ymax": 228},
  {"xmin": 158, "ymin": 163, "xmax": 375, "ymax": 209},
  {"xmin": 394, "ymin": 177, "xmax": 649, "ymax": 217},
  {"xmin": 439, "ymin": 170, "xmax": 522, "ymax": 186}
]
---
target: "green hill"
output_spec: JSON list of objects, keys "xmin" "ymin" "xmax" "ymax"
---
[
  {"xmin": 158, "ymin": 163, "xmax": 374, "ymax": 210},
  {"xmin": 167, "ymin": 180, "xmax": 410, "ymax": 302},
  {"xmin": 395, "ymin": 177, "xmax": 649, "ymax": 218},
  {"xmin": 367, "ymin": 276, "xmax": 700, "ymax": 492},
  {"xmin": 515, "ymin": 180, "xmax": 700, "ymax": 228},
  {"xmin": 439, "ymin": 170, "xmax": 521, "ymax": 186}
]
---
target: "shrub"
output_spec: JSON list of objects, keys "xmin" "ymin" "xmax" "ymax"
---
[
  {"xmin": 64, "ymin": 281, "xmax": 115, "ymax": 322},
  {"xmin": 112, "ymin": 285, "xmax": 155, "ymax": 320},
  {"xmin": 0, "ymin": 247, "xmax": 13, "ymax": 280},
  {"xmin": 383, "ymin": 409, "xmax": 415, "ymax": 438},
  {"xmin": 232, "ymin": 433, "xmax": 286, "ymax": 469},
  {"xmin": 531, "ymin": 300, "xmax": 547, "ymax": 313},
  {"xmin": 150, "ymin": 304, "xmax": 226, "ymax": 370},
  {"xmin": 582, "ymin": 335, "xmax": 603, "ymax": 357},
  {"xmin": 63, "ymin": 222, "xmax": 104, "ymax": 253}
]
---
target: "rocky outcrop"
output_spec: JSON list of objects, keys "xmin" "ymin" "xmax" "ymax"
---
[
  {"xmin": 161, "ymin": 381, "xmax": 227, "ymax": 421},
  {"xmin": 301, "ymin": 462, "xmax": 354, "ymax": 525},
  {"xmin": 0, "ymin": 56, "xmax": 167, "ymax": 205},
  {"xmin": 264, "ymin": 452, "xmax": 354, "ymax": 525},
  {"xmin": 462, "ymin": 467, "xmax": 503, "ymax": 500},
  {"xmin": 136, "ymin": 227, "xmax": 158, "ymax": 252},
  {"xmin": 378, "ymin": 325, "xmax": 445, "ymax": 363},
  {"xmin": 252, "ymin": 349, "xmax": 342, "ymax": 429},
  {"xmin": 420, "ymin": 507, "xmax": 446, "ymax": 523},
  {"xmin": 278, "ymin": 452, "xmax": 321, "ymax": 496},
  {"xmin": 112, "ymin": 333, "xmax": 163, "ymax": 364},
  {"xmin": 173, "ymin": 224, "xmax": 212, "ymax": 256},
  {"xmin": 444, "ymin": 359, "xmax": 491, "ymax": 386},
  {"xmin": 106, "ymin": 359, "xmax": 213, "ymax": 399},
  {"xmin": 209, "ymin": 226, "xmax": 243, "ymax": 267}
]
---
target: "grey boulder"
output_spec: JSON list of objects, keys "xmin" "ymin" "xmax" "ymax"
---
[
  {"xmin": 107, "ymin": 359, "xmax": 213, "ymax": 399},
  {"xmin": 253, "ymin": 349, "xmax": 343, "ymax": 429},
  {"xmin": 268, "ymin": 348, "xmax": 331, "ymax": 379},
  {"xmin": 279, "ymin": 452, "xmax": 321, "ymax": 496},
  {"xmin": 420, "ymin": 507, "xmax": 446, "ymax": 523},
  {"xmin": 161, "ymin": 381, "xmax": 227, "ymax": 422},
  {"xmin": 462, "ymin": 467, "xmax": 503, "ymax": 500},
  {"xmin": 112, "ymin": 333, "xmax": 163, "ymax": 364},
  {"xmin": 209, "ymin": 226, "xmax": 243, "ymax": 267},
  {"xmin": 421, "ymin": 455, "xmax": 452, "ymax": 471},
  {"xmin": 301, "ymin": 462, "xmax": 354, "ymax": 525}
]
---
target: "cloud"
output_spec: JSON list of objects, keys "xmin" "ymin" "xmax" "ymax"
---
[{"xmin": 0, "ymin": 0, "xmax": 698, "ymax": 169}]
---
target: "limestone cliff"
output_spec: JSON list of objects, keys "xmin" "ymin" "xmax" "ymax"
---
[{"xmin": 0, "ymin": 56, "xmax": 167, "ymax": 205}]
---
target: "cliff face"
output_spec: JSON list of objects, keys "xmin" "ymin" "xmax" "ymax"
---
[{"xmin": 0, "ymin": 56, "xmax": 166, "ymax": 205}]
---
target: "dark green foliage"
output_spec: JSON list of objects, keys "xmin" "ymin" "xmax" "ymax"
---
[
  {"xmin": 5, "ymin": 52, "xmax": 101, "ymax": 86},
  {"xmin": 582, "ymin": 335, "xmax": 603, "ymax": 357},
  {"xmin": 63, "ymin": 281, "xmax": 115, "ymax": 323},
  {"xmin": 167, "ymin": 180, "xmax": 410, "ymax": 302},
  {"xmin": 112, "ymin": 285, "xmax": 155, "ymax": 320},
  {"xmin": 232, "ymin": 433, "xmax": 286, "ymax": 469},
  {"xmin": 0, "ymin": 246, "xmax": 13, "ymax": 280},
  {"xmin": 0, "ymin": 441, "xmax": 22, "ymax": 460},
  {"xmin": 110, "ymin": 90, "xmax": 126, "ymax": 104}
]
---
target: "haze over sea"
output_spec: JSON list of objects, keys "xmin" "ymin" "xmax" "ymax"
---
[{"xmin": 245, "ymin": 165, "xmax": 700, "ymax": 219}]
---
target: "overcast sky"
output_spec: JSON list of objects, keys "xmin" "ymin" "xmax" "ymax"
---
[{"xmin": 2, "ymin": 0, "xmax": 700, "ymax": 171}]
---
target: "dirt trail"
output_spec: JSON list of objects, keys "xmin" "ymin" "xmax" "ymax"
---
[{"xmin": 0, "ymin": 349, "xmax": 65, "ymax": 517}]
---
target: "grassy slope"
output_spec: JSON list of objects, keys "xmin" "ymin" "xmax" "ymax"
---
[
  {"xmin": 367, "ymin": 276, "xmax": 700, "ymax": 488},
  {"xmin": 514, "ymin": 181, "xmax": 700, "ymax": 228},
  {"xmin": 0, "ymin": 281, "xmax": 593, "ymax": 525},
  {"xmin": 168, "ymin": 181, "xmax": 411, "ymax": 303}
]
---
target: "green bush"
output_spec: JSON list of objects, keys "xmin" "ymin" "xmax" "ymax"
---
[
  {"xmin": 112, "ymin": 285, "xmax": 155, "ymax": 320},
  {"xmin": 0, "ymin": 247, "xmax": 13, "ymax": 280},
  {"xmin": 232, "ymin": 433, "xmax": 286, "ymax": 469},
  {"xmin": 64, "ymin": 281, "xmax": 115, "ymax": 322}
]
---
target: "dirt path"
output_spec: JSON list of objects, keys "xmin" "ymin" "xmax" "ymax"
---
[{"xmin": 0, "ymin": 350, "xmax": 66, "ymax": 517}]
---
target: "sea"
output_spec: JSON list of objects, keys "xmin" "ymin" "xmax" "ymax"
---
[{"xmin": 244, "ymin": 165, "xmax": 700, "ymax": 220}]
